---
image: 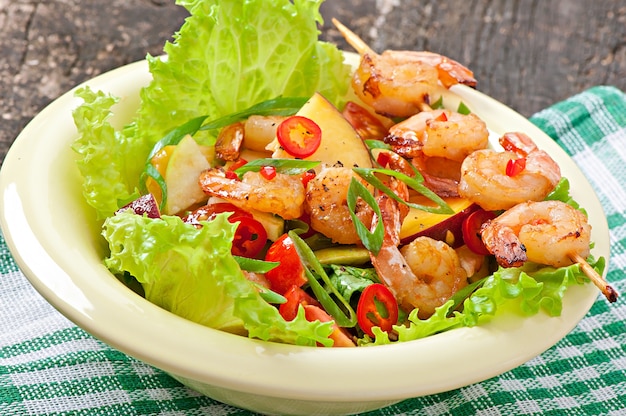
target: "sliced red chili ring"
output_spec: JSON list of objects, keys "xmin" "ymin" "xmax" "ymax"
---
[
  {"xmin": 356, "ymin": 283, "xmax": 398, "ymax": 338},
  {"xmin": 276, "ymin": 116, "xmax": 322, "ymax": 158}
]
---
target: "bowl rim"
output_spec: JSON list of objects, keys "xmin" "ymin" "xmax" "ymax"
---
[{"xmin": 0, "ymin": 56, "xmax": 607, "ymax": 403}]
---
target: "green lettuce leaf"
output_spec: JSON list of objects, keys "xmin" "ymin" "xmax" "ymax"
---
[
  {"xmin": 71, "ymin": 88, "xmax": 142, "ymax": 219},
  {"xmin": 363, "ymin": 257, "xmax": 603, "ymax": 346},
  {"xmin": 135, "ymin": 0, "xmax": 352, "ymax": 148},
  {"xmin": 72, "ymin": 0, "xmax": 351, "ymax": 220},
  {"xmin": 103, "ymin": 211, "xmax": 334, "ymax": 345}
]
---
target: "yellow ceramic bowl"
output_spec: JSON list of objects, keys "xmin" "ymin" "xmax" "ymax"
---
[{"xmin": 0, "ymin": 56, "xmax": 608, "ymax": 415}]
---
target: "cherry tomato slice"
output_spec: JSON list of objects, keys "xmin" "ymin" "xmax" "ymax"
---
[
  {"xmin": 461, "ymin": 208, "xmax": 497, "ymax": 255},
  {"xmin": 342, "ymin": 101, "xmax": 388, "ymax": 141},
  {"xmin": 230, "ymin": 215, "xmax": 267, "ymax": 258},
  {"xmin": 356, "ymin": 283, "xmax": 398, "ymax": 338},
  {"xmin": 279, "ymin": 285, "xmax": 321, "ymax": 321},
  {"xmin": 264, "ymin": 233, "xmax": 307, "ymax": 294},
  {"xmin": 276, "ymin": 116, "xmax": 322, "ymax": 158},
  {"xmin": 304, "ymin": 304, "xmax": 356, "ymax": 347}
]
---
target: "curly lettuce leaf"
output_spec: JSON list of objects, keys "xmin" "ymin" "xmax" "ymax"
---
[
  {"xmin": 71, "ymin": 88, "xmax": 142, "ymax": 219},
  {"xmin": 363, "ymin": 257, "xmax": 604, "ymax": 346},
  {"xmin": 103, "ymin": 211, "xmax": 334, "ymax": 346},
  {"xmin": 135, "ymin": 0, "xmax": 352, "ymax": 147}
]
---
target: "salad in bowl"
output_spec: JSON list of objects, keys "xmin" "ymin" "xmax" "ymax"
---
[{"xmin": 70, "ymin": 0, "xmax": 613, "ymax": 350}]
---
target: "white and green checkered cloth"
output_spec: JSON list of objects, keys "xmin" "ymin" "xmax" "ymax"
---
[{"xmin": 2, "ymin": 86, "xmax": 625, "ymax": 415}]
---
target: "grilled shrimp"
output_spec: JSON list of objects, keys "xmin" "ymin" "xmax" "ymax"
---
[
  {"xmin": 304, "ymin": 166, "xmax": 373, "ymax": 244},
  {"xmin": 369, "ymin": 178, "xmax": 467, "ymax": 318},
  {"xmin": 198, "ymin": 168, "xmax": 305, "ymax": 219},
  {"xmin": 333, "ymin": 19, "xmax": 476, "ymax": 118},
  {"xmin": 458, "ymin": 132, "xmax": 561, "ymax": 211},
  {"xmin": 481, "ymin": 200, "xmax": 591, "ymax": 268},
  {"xmin": 385, "ymin": 109, "xmax": 489, "ymax": 162}
]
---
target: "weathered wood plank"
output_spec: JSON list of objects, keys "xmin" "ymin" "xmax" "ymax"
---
[{"xmin": 1, "ymin": 0, "xmax": 624, "ymax": 163}]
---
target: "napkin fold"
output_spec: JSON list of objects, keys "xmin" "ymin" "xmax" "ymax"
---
[{"xmin": 2, "ymin": 86, "xmax": 625, "ymax": 416}]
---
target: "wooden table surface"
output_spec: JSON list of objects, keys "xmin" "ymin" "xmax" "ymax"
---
[{"xmin": 1, "ymin": 1, "xmax": 624, "ymax": 164}]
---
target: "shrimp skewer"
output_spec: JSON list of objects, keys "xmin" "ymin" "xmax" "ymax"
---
[
  {"xmin": 459, "ymin": 132, "xmax": 561, "ymax": 211},
  {"xmin": 481, "ymin": 200, "xmax": 617, "ymax": 302},
  {"xmin": 332, "ymin": 18, "xmax": 476, "ymax": 118},
  {"xmin": 385, "ymin": 109, "xmax": 489, "ymax": 162},
  {"xmin": 569, "ymin": 252, "xmax": 618, "ymax": 303}
]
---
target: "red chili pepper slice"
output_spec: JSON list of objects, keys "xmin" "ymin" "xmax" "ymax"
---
[
  {"xmin": 228, "ymin": 158, "xmax": 248, "ymax": 171},
  {"xmin": 461, "ymin": 208, "xmax": 496, "ymax": 255},
  {"xmin": 505, "ymin": 157, "xmax": 527, "ymax": 177},
  {"xmin": 276, "ymin": 116, "xmax": 322, "ymax": 158},
  {"xmin": 433, "ymin": 111, "xmax": 448, "ymax": 122},
  {"xmin": 300, "ymin": 169, "xmax": 316, "ymax": 187},
  {"xmin": 230, "ymin": 215, "xmax": 267, "ymax": 258},
  {"xmin": 260, "ymin": 165, "xmax": 277, "ymax": 180},
  {"xmin": 356, "ymin": 283, "xmax": 398, "ymax": 338},
  {"xmin": 376, "ymin": 151, "xmax": 391, "ymax": 168},
  {"xmin": 224, "ymin": 170, "xmax": 239, "ymax": 180}
]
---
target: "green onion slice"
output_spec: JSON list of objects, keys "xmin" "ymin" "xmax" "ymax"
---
[
  {"xmin": 457, "ymin": 101, "xmax": 471, "ymax": 115},
  {"xmin": 288, "ymin": 231, "xmax": 357, "ymax": 328},
  {"xmin": 198, "ymin": 96, "xmax": 309, "ymax": 132},
  {"xmin": 234, "ymin": 158, "xmax": 320, "ymax": 177},
  {"xmin": 353, "ymin": 167, "xmax": 453, "ymax": 215},
  {"xmin": 347, "ymin": 178, "xmax": 384, "ymax": 255},
  {"xmin": 446, "ymin": 276, "xmax": 488, "ymax": 316},
  {"xmin": 233, "ymin": 256, "xmax": 279, "ymax": 273}
]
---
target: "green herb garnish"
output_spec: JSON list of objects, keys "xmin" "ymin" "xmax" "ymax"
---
[
  {"xmin": 234, "ymin": 158, "xmax": 320, "ymax": 177},
  {"xmin": 353, "ymin": 167, "xmax": 453, "ymax": 214},
  {"xmin": 198, "ymin": 96, "xmax": 309, "ymax": 132},
  {"xmin": 457, "ymin": 101, "xmax": 471, "ymax": 115},
  {"xmin": 289, "ymin": 231, "xmax": 357, "ymax": 328},
  {"xmin": 347, "ymin": 178, "xmax": 384, "ymax": 255}
]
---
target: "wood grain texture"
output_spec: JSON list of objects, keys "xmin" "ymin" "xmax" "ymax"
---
[
  {"xmin": 321, "ymin": 0, "xmax": 625, "ymax": 116},
  {"xmin": 1, "ymin": 0, "xmax": 624, "ymax": 163}
]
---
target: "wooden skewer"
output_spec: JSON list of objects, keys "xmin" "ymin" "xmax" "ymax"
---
[
  {"xmin": 569, "ymin": 252, "xmax": 618, "ymax": 303},
  {"xmin": 331, "ymin": 18, "xmax": 375, "ymax": 56}
]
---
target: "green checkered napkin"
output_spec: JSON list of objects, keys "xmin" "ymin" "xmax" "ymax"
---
[{"xmin": 2, "ymin": 86, "xmax": 625, "ymax": 416}]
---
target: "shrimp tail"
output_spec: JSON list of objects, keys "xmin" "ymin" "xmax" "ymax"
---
[{"xmin": 482, "ymin": 223, "xmax": 527, "ymax": 268}]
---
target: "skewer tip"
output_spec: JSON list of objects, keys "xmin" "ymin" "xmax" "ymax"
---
[{"xmin": 569, "ymin": 252, "xmax": 618, "ymax": 303}]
